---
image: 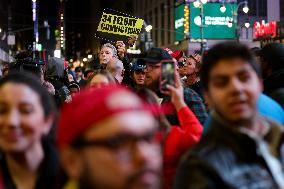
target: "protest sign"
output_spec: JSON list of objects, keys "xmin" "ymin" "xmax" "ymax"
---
[{"xmin": 95, "ymin": 9, "xmax": 144, "ymax": 45}]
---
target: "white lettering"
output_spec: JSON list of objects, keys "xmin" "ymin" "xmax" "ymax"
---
[
  {"xmin": 175, "ymin": 18, "xmax": 184, "ymax": 29},
  {"xmin": 204, "ymin": 16, "xmax": 233, "ymax": 26}
]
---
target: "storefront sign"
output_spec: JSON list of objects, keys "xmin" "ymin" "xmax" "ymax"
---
[{"xmin": 254, "ymin": 20, "xmax": 277, "ymax": 38}]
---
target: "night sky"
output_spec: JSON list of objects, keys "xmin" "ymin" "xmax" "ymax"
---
[{"xmin": 0, "ymin": 0, "xmax": 133, "ymax": 58}]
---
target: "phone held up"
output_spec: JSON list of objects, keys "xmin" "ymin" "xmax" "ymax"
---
[{"xmin": 160, "ymin": 60, "xmax": 176, "ymax": 93}]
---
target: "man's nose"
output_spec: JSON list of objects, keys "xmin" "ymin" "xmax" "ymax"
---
[
  {"xmin": 132, "ymin": 141, "xmax": 160, "ymax": 167},
  {"xmin": 229, "ymin": 77, "xmax": 244, "ymax": 93}
]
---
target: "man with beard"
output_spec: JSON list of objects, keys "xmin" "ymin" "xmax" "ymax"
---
[
  {"xmin": 57, "ymin": 85, "xmax": 162, "ymax": 189},
  {"xmin": 143, "ymin": 47, "xmax": 207, "ymax": 125},
  {"xmin": 174, "ymin": 42, "xmax": 284, "ymax": 189}
]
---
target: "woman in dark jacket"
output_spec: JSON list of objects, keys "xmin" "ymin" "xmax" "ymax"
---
[{"xmin": 0, "ymin": 72, "xmax": 60, "ymax": 189}]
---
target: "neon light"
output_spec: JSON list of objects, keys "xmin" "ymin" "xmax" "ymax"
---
[
  {"xmin": 184, "ymin": 4, "xmax": 190, "ymax": 34},
  {"xmin": 254, "ymin": 20, "xmax": 277, "ymax": 38}
]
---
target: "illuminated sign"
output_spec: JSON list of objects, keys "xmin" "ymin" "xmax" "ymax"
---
[
  {"xmin": 175, "ymin": 18, "xmax": 184, "ymax": 29},
  {"xmin": 190, "ymin": 3, "xmax": 236, "ymax": 39},
  {"xmin": 254, "ymin": 20, "xmax": 277, "ymax": 38},
  {"xmin": 184, "ymin": 4, "xmax": 190, "ymax": 35},
  {"xmin": 204, "ymin": 16, "xmax": 233, "ymax": 26},
  {"xmin": 175, "ymin": 4, "xmax": 190, "ymax": 41}
]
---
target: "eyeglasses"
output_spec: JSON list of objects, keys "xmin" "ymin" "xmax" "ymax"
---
[
  {"xmin": 144, "ymin": 64, "xmax": 161, "ymax": 72},
  {"xmin": 72, "ymin": 132, "xmax": 160, "ymax": 151},
  {"xmin": 177, "ymin": 60, "xmax": 186, "ymax": 67}
]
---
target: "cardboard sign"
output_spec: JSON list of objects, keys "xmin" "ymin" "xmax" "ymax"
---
[{"xmin": 95, "ymin": 9, "xmax": 144, "ymax": 44}]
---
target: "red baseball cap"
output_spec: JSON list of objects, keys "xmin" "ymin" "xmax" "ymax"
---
[
  {"xmin": 163, "ymin": 48, "xmax": 184, "ymax": 60},
  {"xmin": 57, "ymin": 85, "xmax": 157, "ymax": 149},
  {"xmin": 171, "ymin": 50, "xmax": 184, "ymax": 60}
]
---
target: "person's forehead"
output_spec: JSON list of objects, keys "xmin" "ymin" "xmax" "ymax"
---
[
  {"xmin": 91, "ymin": 74, "xmax": 108, "ymax": 82},
  {"xmin": 209, "ymin": 58, "xmax": 254, "ymax": 78},
  {"xmin": 101, "ymin": 47, "xmax": 113, "ymax": 52},
  {"xmin": 134, "ymin": 70, "xmax": 144, "ymax": 73},
  {"xmin": 82, "ymin": 111, "xmax": 157, "ymax": 140},
  {"xmin": 0, "ymin": 83, "xmax": 41, "ymax": 105}
]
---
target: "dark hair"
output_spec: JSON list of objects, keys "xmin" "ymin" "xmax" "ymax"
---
[
  {"xmin": 87, "ymin": 69, "xmax": 116, "ymax": 85},
  {"xmin": 200, "ymin": 42, "xmax": 261, "ymax": 90},
  {"xmin": 75, "ymin": 66, "xmax": 83, "ymax": 73},
  {"xmin": 136, "ymin": 88, "xmax": 171, "ymax": 132},
  {"xmin": 0, "ymin": 72, "xmax": 56, "ymax": 118}
]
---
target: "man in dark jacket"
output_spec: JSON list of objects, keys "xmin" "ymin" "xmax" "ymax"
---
[
  {"xmin": 143, "ymin": 47, "xmax": 207, "ymax": 125},
  {"xmin": 174, "ymin": 42, "xmax": 284, "ymax": 189}
]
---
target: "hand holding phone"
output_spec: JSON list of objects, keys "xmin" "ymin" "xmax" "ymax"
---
[
  {"xmin": 160, "ymin": 60, "xmax": 176, "ymax": 93},
  {"xmin": 161, "ymin": 67, "xmax": 186, "ymax": 111}
]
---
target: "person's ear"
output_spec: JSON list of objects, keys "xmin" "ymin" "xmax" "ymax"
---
[{"xmin": 60, "ymin": 147, "xmax": 84, "ymax": 180}]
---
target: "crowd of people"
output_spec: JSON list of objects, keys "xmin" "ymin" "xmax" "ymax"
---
[{"xmin": 0, "ymin": 39, "xmax": 284, "ymax": 189}]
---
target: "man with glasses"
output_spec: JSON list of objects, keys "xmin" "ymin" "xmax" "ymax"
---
[
  {"xmin": 143, "ymin": 48, "xmax": 207, "ymax": 125},
  {"xmin": 57, "ymin": 85, "xmax": 162, "ymax": 189}
]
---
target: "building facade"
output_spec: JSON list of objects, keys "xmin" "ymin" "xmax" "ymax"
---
[
  {"xmin": 134, "ymin": 0, "xmax": 175, "ymax": 48},
  {"xmin": 134, "ymin": 0, "xmax": 282, "ymax": 53}
]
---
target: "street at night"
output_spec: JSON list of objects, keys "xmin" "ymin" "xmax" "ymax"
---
[{"xmin": 0, "ymin": 0, "xmax": 284, "ymax": 189}]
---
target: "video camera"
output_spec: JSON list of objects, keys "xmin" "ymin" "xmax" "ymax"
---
[
  {"xmin": 10, "ymin": 50, "xmax": 47, "ymax": 77},
  {"xmin": 14, "ymin": 50, "xmax": 46, "ymax": 67}
]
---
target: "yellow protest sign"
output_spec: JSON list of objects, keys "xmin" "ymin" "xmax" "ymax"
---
[{"xmin": 97, "ymin": 12, "xmax": 144, "ymax": 37}]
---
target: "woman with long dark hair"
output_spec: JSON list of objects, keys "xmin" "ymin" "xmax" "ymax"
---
[{"xmin": 0, "ymin": 72, "xmax": 59, "ymax": 189}]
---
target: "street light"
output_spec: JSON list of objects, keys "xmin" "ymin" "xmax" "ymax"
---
[
  {"xmin": 193, "ymin": 0, "xmax": 207, "ymax": 54},
  {"xmin": 193, "ymin": 1, "xmax": 201, "ymax": 8},
  {"xmin": 220, "ymin": 4, "xmax": 226, "ymax": 13},
  {"xmin": 145, "ymin": 24, "xmax": 153, "ymax": 32},
  {"xmin": 244, "ymin": 20, "xmax": 250, "ymax": 28},
  {"xmin": 200, "ymin": 0, "xmax": 208, "ymax": 4},
  {"xmin": 242, "ymin": 1, "xmax": 249, "ymax": 14},
  {"xmin": 143, "ymin": 22, "xmax": 153, "ymax": 51},
  {"xmin": 220, "ymin": 1, "xmax": 249, "ymax": 41}
]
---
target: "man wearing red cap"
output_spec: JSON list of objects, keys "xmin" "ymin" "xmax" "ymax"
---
[{"xmin": 57, "ymin": 85, "xmax": 162, "ymax": 189}]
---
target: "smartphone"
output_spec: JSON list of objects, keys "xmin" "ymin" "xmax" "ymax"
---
[{"xmin": 160, "ymin": 60, "xmax": 176, "ymax": 92}]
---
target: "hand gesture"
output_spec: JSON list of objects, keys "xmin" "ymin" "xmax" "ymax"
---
[
  {"xmin": 162, "ymin": 71, "xmax": 187, "ymax": 111},
  {"xmin": 116, "ymin": 41, "xmax": 126, "ymax": 59}
]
